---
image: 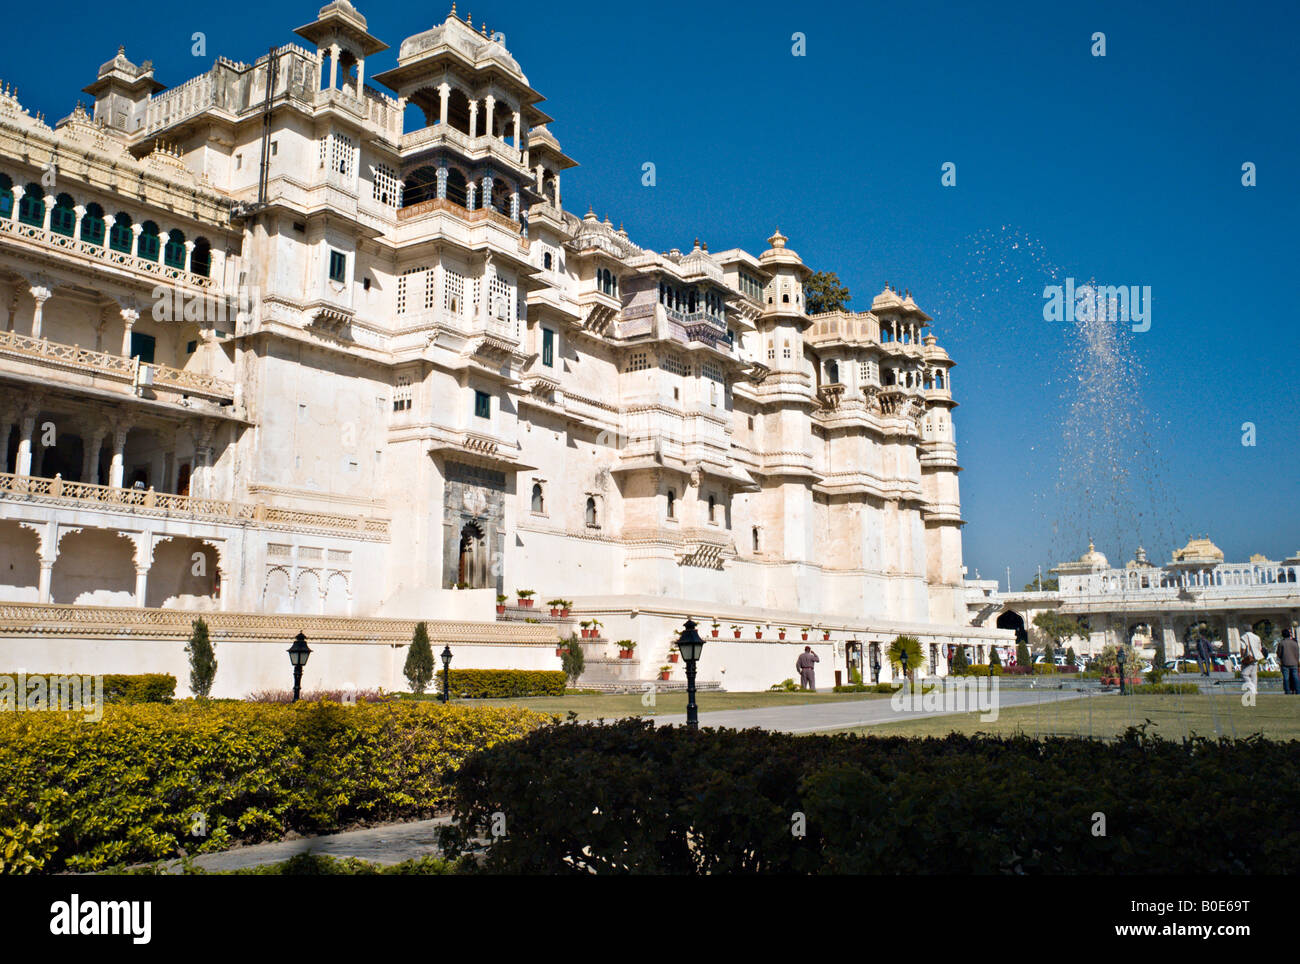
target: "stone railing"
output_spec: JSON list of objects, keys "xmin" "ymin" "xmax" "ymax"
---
[
  {"xmin": 0, "ymin": 329, "xmax": 234, "ymax": 402},
  {"xmin": 0, "ymin": 602, "xmax": 558, "ymax": 645},
  {"xmin": 395, "ymin": 197, "xmax": 522, "ymax": 234},
  {"xmin": 0, "ymin": 215, "xmax": 217, "ymax": 290},
  {"xmin": 0, "ymin": 472, "xmax": 390, "ymax": 540}
]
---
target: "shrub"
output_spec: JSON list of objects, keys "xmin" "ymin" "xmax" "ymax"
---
[
  {"xmin": 185, "ymin": 619, "xmax": 217, "ymax": 698},
  {"xmin": 431, "ymin": 669, "xmax": 567, "ymax": 699},
  {"xmin": 769, "ymin": 678, "xmax": 798, "ymax": 692},
  {"xmin": 246, "ymin": 688, "xmax": 389, "ymax": 704},
  {"xmin": 438, "ymin": 718, "xmax": 1300, "ymax": 874},
  {"xmin": 404, "ymin": 622, "xmax": 435, "ymax": 695},
  {"xmin": 559, "ymin": 635, "xmax": 585, "ymax": 686},
  {"xmin": 3, "ymin": 673, "xmax": 176, "ymax": 704},
  {"xmin": 0, "ymin": 701, "xmax": 547, "ymax": 873},
  {"xmin": 1132, "ymin": 683, "xmax": 1202, "ymax": 695}
]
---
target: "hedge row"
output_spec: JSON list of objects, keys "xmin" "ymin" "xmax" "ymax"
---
[
  {"xmin": 437, "ymin": 718, "xmax": 1300, "ymax": 873},
  {"xmin": 0, "ymin": 701, "xmax": 548, "ymax": 873},
  {"xmin": 2, "ymin": 673, "xmax": 175, "ymax": 704},
  {"xmin": 430, "ymin": 669, "xmax": 567, "ymax": 698}
]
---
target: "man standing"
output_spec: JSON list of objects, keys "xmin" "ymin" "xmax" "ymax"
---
[
  {"xmin": 1240, "ymin": 628, "xmax": 1264, "ymax": 698},
  {"xmin": 1196, "ymin": 633, "xmax": 1213, "ymax": 676},
  {"xmin": 796, "ymin": 646, "xmax": 820, "ymax": 691},
  {"xmin": 1276, "ymin": 629, "xmax": 1300, "ymax": 695}
]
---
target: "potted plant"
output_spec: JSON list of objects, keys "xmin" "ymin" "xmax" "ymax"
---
[
  {"xmin": 516, "ymin": 589, "xmax": 535, "ymax": 607},
  {"xmin": 711, "ymin": 620, "xmax": 721, "ymax": 638},
  {"xmin": 777, "ymin": 627, "xmax": 787, "ymax": 640},
  {"xmin": 560, "ymin": 600, "xmax": 572, "ymax": 618},
  {"xmin": 496, "ymin": 593, "xmax": 507, "ymax": 615},
  {"xmin": 455, "ymin": 581, "xmax": 469, "ymax": 590},
  {"xmin": 589, "ymin": 618, "xmax": 603, "ymax": 638},
  {"xmin": 668, "ymin": 643, "xmax": 680, "ymax": 663},
  {"xmin": 556, "ymin": 639, "xmax": 566, "ymax": 656},
  {"xmin": 658, "ymin": 665, "xmax": 672, "ymax": 681},
  {"xmin": 617, "ymin": 639, "xmax": 636, "ymax": 659},
  {"xmin": 579, "ymin": 620, "xmax": 593, "ymax": 638},
  {"xmin": 731, "ymin": 624, "xmax": 742, "ymax": 639},
  {"xmin": 755, "ymin": 625, "xmax": 763, "ymax": 640},
  {"xmin": 822, "ymin": 628, "xmax": 831, "ymax": 640},
  {"xmin": 547, "ymin": 598, "xmax": 565, "ymax": 617},
  {"xmin": 801, "ymin": 627, "xmax": 810, "ymax": 641}
]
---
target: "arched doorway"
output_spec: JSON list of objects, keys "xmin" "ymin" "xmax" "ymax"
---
[
  {"xmin": 458, "ymin": 521, "xmax": 488, "ymax": 588},
  {"xmin": 996, "ymin": 610, "xmax": 1027, "ymax": 646}
]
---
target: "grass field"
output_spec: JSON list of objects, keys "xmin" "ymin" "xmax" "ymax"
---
[
  {"xmin": 468, "ymin": 689, "xmax": 893, "ymax": 720},
  {"xmin": 823, "ymin": 693, "xmax": 1300, "ymax": 741}
]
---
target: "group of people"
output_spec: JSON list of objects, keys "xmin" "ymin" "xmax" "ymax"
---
[{"xmin": 1211, "ymin": 628, "xmax": 1300, "ymax": 695}]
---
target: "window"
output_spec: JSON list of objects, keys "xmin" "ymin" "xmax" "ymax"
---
[
  {"xmin": 372, "ymin": 162, "xmax": 401, "ymax": 206},
  {"xmin": 129, "ymin": 332, "xmax": 156, "ymax": 364},
  {"xmin": 80, "ymin": 203, "xmax": 106, "ymax": 246},
  {"xmin": 0, "ymin": 175, "xmax": 12, "ymax": 219},
  {"xmin": 625, "ymin": 352, "xmax": 650, "ymax": 373},
  {"xmin": 137, "ymin": 221, "xmax": 161, "ymax": 262},
  {"xmin": 270, "ymin": 141, "xmax": 278, "ymax": 156},
  {"xmin": 707, "ymin": 494, "xmax": 717, "ymax": 524},
  {"xmin": 329, "ymin": 250, "xmax": 347, "ymax": 284},
  {"xmin": 543, "ymin": 251, "xmax": 552, "ymax": 270},
  {"xmin": 542, "ymin": 328, "xmax": 555, "ymax": 367},
  {"xmin": 666, "ymin": 489, "xmax": 676, "ymax": 519},
  {"xmin": 474, "ymin": 390, "xmax": 491, "ymax": 419},
  {"xmin": 444, "ymin": 266, "xmax": 464, "ymax": 316},
  {"xmin": 18, "ymin": 184, "xmax": 44, "ymax": 227},
  {"xmin": 164, "ymin": 229, "xmax": 186, "ymax": 269},
  {"xmin": 752, "ymin": 527, "xmax": 761, "ymax": 552},
  {"xmin": 109, "ymin": 213, "xmax": 133, "ymax": 253},
  {"xmin": 585, "ymin": 496, "xmax": 598, "ymax": 527},
  {"xmin": 50, "ymin": 194, "xmax": 76, "ymax": 236},
  {"xmin": 393, "ymin": 373, "xmax": 413, "ymax": 412},
  {"xmin": 531, "ymin": 483, "xmax": 544, "ymax": 513}
]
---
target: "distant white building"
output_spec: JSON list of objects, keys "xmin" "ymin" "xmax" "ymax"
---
[{"xmin": 0, "ymin": 4, "xmax": 1009, "ymax": 693}]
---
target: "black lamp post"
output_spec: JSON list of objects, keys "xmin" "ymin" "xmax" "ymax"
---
[
  {"xmin": 676, "ymin": 619, "xmax": 705, "ymax": 729},
  {"xmin": 287, "ymin": 631, "xmax": 311, "ymax": 702},
  {"xmin": 871, "ymin": 648, "xmax": 881, "ymax": 685},
  {"xmin": 900, "ymin": 648, "xmax": 909, "ymax": 687},
  {"xmin": 1117, "ymin": 647, "xmax": 1127, "ymax": 696},
  {"xmin": 440, "ymin": 645, "xmax": 453, "ymax": 703}
]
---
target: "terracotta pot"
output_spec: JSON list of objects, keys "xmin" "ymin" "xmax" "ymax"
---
[
  {"xmin": 778, "ymin": 632, "xmax": 786, "ymax": 640},
  {"xmin": 555, "ymin": 647, "xmax": 565, "ymax": 656},
  {"xmin": 733, "ymin": 631, "xmax": 741, "ymax": 638},
  {"xmin": 560, "ymin": 608, "xmax": 571, "ymax": 617},
  {"xmin": 659, "ymin": 671, "xmax": 671, "ymax": 681},
  {"xmin": 823, "ymin": 632, "xmax": 831, "ymax": 640},
  {"xmin": 711, "ymin": 629, "xmax": 719, "ymax": 637},
  {"xmin": 801, "ymin": 633, "xmax": 808, "ymax": 641},
  {"xmin": 669, "ymin": 653, "xmax": 679, "ymax": 662},
  {"xmin": 495, "ymin": 605, "xmax": 506, "ymax": 614},
  {"xmin": 620, "ymin": 650, "xmax": 633, "ymax": 659},
  {"xmin": 755, "ymin": 632, "xmax": 763, "ymax": 640},
  {"xmin": 518, "ymin": 598, "xmax": 532, "ymax": 607},
  {"xmin": 550, "ymin": 608, "xmax": 560, "ymax": 617},
  {"xmin": 581, "ymin": 629, "xmax": 591, "ymax": 638}
]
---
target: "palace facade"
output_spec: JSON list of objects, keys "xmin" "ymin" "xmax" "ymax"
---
[{"xmin": 0, "ymin": 4, "xmax": 1007, "ymax": 693}]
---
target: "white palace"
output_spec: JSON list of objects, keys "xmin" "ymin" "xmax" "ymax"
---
[{"xmin": 0, "ymin": 4, "xmax": 1009, "ymax": 694}]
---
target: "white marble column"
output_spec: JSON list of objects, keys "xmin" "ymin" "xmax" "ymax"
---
[
  {"xmin": 438, "ymin": 83, "xmax": 450, "ymax": 125},
  {"xmin": 328, "ymin": 44, "xmax": 340, "ymax": 90},
  {"xmin": 108, "ymin": 422, "xmax": 129, "ymax": 488},
  {"xmin": 28, "ymin": 285, "xmax": 51, "ymax": 340},
  {"xmin": 120, "ymin": 307, "xmax": 139, "ymax": 357}
]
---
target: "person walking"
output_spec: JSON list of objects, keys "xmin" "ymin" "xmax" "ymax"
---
[
  {"xmin": 796, "ymin": 646, "xmax": 820, "ymax": 691},
  {"xmin": 1240, "ymin": 628, "xmax": 1264, "ymax": 698},
  {"xmin": 1276, "ymin": 629, "xmax": 1300, "ymax": 695},
  {"xmin": 1195, "ymin": 633, "xmax": 1213, "ymax": 676}
]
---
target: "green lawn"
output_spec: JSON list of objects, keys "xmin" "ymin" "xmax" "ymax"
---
[
  {"xmin": 823, "ymin": 693, "xmax": 1300, "ymax": 741},
  {"xmin": 468, "ymin": 689, "xmax": 893, "ymax": 720}
]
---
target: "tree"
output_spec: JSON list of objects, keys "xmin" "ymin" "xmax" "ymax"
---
[
  {"xmin": 887, "ymin": 635, "xmax": 924, "ymax": 679},
  {"xmin": 1043, "ymin": 641, "xmax": 1056, "ymax": 664},
  {"xmin": 1033, "ymin": 610, "xmax": 1083, "ymax": 650},
  {"xmin": 1065, "ymin": 646, "xmax": 1078, "ymax": 667},
  {"xmin": 1015, "ymin": 640, "xmax": 1031, "ymax": 668},
  {"xmin": 404, "ymin": 621, "xmax": 435, "ymax": 694},
  {"xmin": 1153, "ymin": 636, "xmax": 1166, "ymax": 668},
  {"xmin": 1022, "ymin": 573, "xmax": 1059, "ymax": 591},
  {"xmin": 185, "ymin": 618, "xmax": 217, "ymax": 698},
  {"xmin": 988, "ymin": 647, "xmax": 1002, "ymax": 667},
  {"xmin": 560, "ymin": 634, "xmax": 585, "ymax": 687},
  {"xmin": 803, "ymin": 271, "xmax": 850, "ymax": 315},
  {"xmin": 951, "ymin": 644, "xmax": 970, "ymax": 675}
]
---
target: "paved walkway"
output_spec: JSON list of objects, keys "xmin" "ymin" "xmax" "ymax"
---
[
  {"xmin": 657, "ymin": 687, "xmax": 1087, "ymax": 733},
  {"xmin": 175, "ymin": 817, "xmax": 454, "ymax": 872}
]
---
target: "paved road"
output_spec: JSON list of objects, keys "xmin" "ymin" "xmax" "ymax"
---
[
  {"xmin": 173, "ymin": 817, "xmax": 454, "ymax": 872},
  {"xmin": 656, "ymin": 687, "xmax": 1088, "ymax": 734}
]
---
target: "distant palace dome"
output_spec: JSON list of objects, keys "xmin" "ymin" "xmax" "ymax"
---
[
  {"xmin": 1078, "ymin": 541, "xmax": 1109, "ymax": 569},
  {"xmin": 1171, "ymin": 536, "xmax": 1224, "ymax": 565}
]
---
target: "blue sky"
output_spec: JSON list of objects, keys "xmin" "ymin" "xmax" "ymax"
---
[{"xmin": 10, "ymin": 0, "xmax": 1298, "ymax": 586}]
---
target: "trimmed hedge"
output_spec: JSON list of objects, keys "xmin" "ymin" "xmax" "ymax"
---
[
  {"xmin": 2, "ymin": 672, "xmax": 175, "ymax": 704},
  {"xmin": 1132, "ymin": 683, "xmax": 1203, "ymax": 695},
  {"xmin": 0, "ymin": 701, "xmax": 547, "ymax": 873},
  {"xmin": 438, "ymin": 718, "xmax": 1300, "ymax": 873},
  {"xmin": 431, "ymin": 669, "xmax": 567, "ymax": 698}
]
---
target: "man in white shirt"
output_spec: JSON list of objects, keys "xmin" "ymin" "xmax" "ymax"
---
[{"xmin": 1240, "ymin": 629, "xmax": 1264, "ymax": 698}]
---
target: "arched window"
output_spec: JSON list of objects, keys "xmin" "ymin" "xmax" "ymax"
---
[
  {"xmin": 0, "ymin": 174, "xmax": 12, "ymax": 219},
  {"xmin": 137, "ymin": 221, "xmax": 161, "ymax": 262},
  {"xmin": 81, "ymin": 203, "xmax": 106, "ymax": 245},
  {"xmin": 109, "ymin": 213, "xmax": 133, "ymax": 253},
  {"xmin": 402, "ymin": 166, "xmax": 441, "ymax": 207},
  {"xmin": 190, "ymin": 237, "xmax": 211, "ymax": 277},
  {"xmin": 707, "ymin": 494, "xmax": 716, "ymax": 522},
  {"xmin": 585, "ymin": 496, "xmax": 597, "ymax": 526},
  {"xmin": 18, "ymin": 183, "xmax": 44, "ymax": 227},
  {"xmin": 164, "ymin": 229, "xmax": 186, "ymax": 269},
  {"xmin": 666, "ymin": 489, "xmax": 676, "ymax": 519},
  {"xmin": 490, "ymin": 178, "xmax": 511, "ymax": 215},
  {"xmin": 50, "ymin": 193, "xmax": 76, "ymax": 236},
  {"xmin": 445, "ymin": 168, "xmax": 467, "ymax": 207},
  {"xmin": 531, "ymin": 483, "xmax": 544, "ymax": 513},
  {"xmin": 543, "ymin": 251, "xmax": 552, "ymax": 270},
  {"xmin": 826, "ymin": 360, "xmax": 839, "ymax": 384}
]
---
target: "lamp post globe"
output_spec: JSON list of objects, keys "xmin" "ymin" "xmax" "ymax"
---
[
  {"xmin": 287, "ymin": 632, "xmax": 311, "ymax": 702},
  {"xmin": 440, "ymin": 645, "xmax": 453, "ymax": 704},
  {"xmin": 676, "ymin": 619, "xmax": 705, "ymax": 729}
]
